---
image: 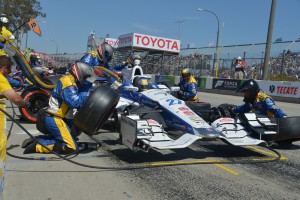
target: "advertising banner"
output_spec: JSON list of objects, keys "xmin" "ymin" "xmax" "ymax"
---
[
  {"xmin": 105, "ymin": 38, "xmax": 119, "ymax": 48},
  {"xmin": 258, "ymin": 80, "xmax": 300, "ymax": 98},
  {"xmin": 212, "ymin": 79, "xmax": 241, "ymax": 91},
  {"xmin": 196, "ymin": 77, "xmax": 207, "ymax": 89},
  {"xmin": 118, "ymin": 33, "xmax": 180, "ymax": 53}
]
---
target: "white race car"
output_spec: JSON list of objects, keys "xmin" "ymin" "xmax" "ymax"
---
[{"xmin": 106, "ymin": 66, "xmax": 269, "ymax": 152}]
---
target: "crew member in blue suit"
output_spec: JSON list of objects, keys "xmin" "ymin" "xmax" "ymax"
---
[
  {"xmin": 22, "ymin": 62, "xmax": 97, "ymax": 154},
  {"xmin": 81, "ymin": 42, "xmax": 120, "ymax": 89},
  {"xmin": 177, "ymin": 68, "xmax": 198, "ymax": 101},
  {"xmin": 233, "ymin": 79, "xmax": 287, "ymax": 118},
  {"xmin": 5, "ymin": 75, "xmax": 26, "ymax": 88},
  {"xmin": 114, "ymin": 61, "xmax": 130, "ymax": 71}
]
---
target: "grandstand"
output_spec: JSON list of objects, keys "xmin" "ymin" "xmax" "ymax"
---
[{"xmin": 36, "ymin": 33, "xmax": 300, "ymax": 80}]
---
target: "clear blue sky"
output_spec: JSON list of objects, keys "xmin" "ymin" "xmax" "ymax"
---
[{"xmin": 22, "ymin": 0, "xmax": 300, "ymax": 54}]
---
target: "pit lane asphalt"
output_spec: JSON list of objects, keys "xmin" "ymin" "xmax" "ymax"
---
[{"xmin": 4, "ymin": 92, "xmax": 300, "ymax": 200}]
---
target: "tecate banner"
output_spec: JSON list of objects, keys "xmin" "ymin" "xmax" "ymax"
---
[
  {"xmin": 118, "ymin": 33, "xmax": 180, "ymax": 53},
  {"xmin": 258, "ymin": 81, "xmax": 300, "ymax": 98}
]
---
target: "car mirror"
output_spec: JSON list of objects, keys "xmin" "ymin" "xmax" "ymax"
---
[
  {"xmin": 124, "ymin": 86, "xmax": 139, "ymax": 92},
  {"xmin": 170, "ymin": 86, "xmax": 180, "ymax": 92}
]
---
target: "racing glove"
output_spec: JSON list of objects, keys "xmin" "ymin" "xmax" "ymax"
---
[
  {"xmin": 111, "ymin": 80, "xmax": 122, "ymax": 90},
  {"xmin": 24, "ymin": 99, "xmax": 31, "ymax": 108},
  {"xmin": 178, "ymin": 90, "xmax": 184, "ymax": 96},
  {"xmin": 22, "ymin": 83, "xmax": 30, "ymax": 88}
]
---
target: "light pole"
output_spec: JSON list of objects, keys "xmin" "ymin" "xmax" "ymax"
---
[
  {"xmin": 46, "ymin": 37, "xmax": 59, "ymax": 54},
  {"xmin": 197, "ymin": 8, "xmax": 220, "ymax": 77},
  {"xmin": 175, "ymin": 20, "xmax": 186, "ymax": 41}
]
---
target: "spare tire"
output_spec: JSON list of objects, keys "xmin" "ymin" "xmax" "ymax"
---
[
  {"xmin": 74, "ymin": 85, "xmax": 120, "ymax": 136},
  {"xmin": 19, "ymin": 87, "xmax": 51, "ymax": 123},
  {"xmin": 275, "ymin": 116, "xmax": 300, "ymax": 143}
]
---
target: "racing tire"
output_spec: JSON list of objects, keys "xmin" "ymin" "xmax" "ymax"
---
[
  {"xmin": 218, "ymin": 103, "xmax": 236, "ymax": 118},
  {"xmin": 74, "ymin": 85, "xmax": 120, "ymax": 136},
  {"xmin": 274, "ymin": 116, "xmax": 300, "ymax": 143},
  {"xmin": 209, "ymin": 106, "xmax": 223, "ymax": 123},
  {"xmin": 19, "ymin": 87, "xmax": 51, "ymax": 123}
]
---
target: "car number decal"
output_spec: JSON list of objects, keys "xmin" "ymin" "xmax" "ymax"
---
[{"xmin": 166, "ymin": 99, "xmax": 182, "ymax": 106}]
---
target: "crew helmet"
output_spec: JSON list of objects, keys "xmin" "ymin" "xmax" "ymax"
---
[
  {"xmin": 181, "ymin": 68, "xmax": 191, "ymax": 76},
  {"xmin": 0, "ymin": 14, "xmax": 8, "ymax": 26},
  {"xmin": 30, "ymin": 55, "xmax": 37, "ymax": 64},
  {"xmin": 236, "ymin": 79, "xmax": 260, "ymax": 103},
  {"xmin": 133, "ymin": 76, "xmax": 150, "ymax": 91},
  {"xmin": 97, "ymin": 42, "xmax": 114, "ymax": 63},
  {"xmin": 70, "ymin": 62, "xmax": 97, "ymax": 85},
  {"xmin": 236, "ymin": 79, "xmax": 260, "ymax": 93},
  {"xmin": 36, "ymin": 55, "xmax": 41, "ymax": 63}
]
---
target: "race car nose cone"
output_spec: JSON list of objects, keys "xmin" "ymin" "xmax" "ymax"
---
[{"xmin": 193, "ymin": 128, "xmax": 219, "ymax": 140}]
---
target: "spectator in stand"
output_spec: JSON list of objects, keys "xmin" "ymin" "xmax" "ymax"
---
[{"xmin": 233, "ymin": 56, "xmax": 246, "ymax": 79}]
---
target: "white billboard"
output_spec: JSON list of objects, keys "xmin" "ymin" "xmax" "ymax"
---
[
  {"xmin": 118, "ymin": 33, "xmax": 180, "ymax": 53},
  {"xmin": 258, "ymin": 80, "xmax": 300, "ymax": 98}
]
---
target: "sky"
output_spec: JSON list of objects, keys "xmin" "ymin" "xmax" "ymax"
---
[{"xmin": 22, "ymin": 0, "xmax": 300, "ymax": 54}]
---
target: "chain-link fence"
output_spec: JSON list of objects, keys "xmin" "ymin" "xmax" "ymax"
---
[
  {"xmin": 179, "ymin": 40, "xmax": 300, "ymax": 80},
  {"xmin": 35, "ymin": 40, "xmax": 300, "ymax": 80}
]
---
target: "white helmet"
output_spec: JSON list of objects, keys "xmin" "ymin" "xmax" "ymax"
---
[
  {"xmin": 0, "ymin": 14, "xmax": 9, "ymax": 25},
  {"xmin": 133, "ymin": 59, "xmax": 141, "ymax": 66}
]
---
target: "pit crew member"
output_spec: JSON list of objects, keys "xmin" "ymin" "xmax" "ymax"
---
[
  {"xmin": 22, "ymin": 62, "xmax": 97, "ymax": 154},
  {"xmin": 177, "ymin": 68, "xmax": 198, "ymax": 101},
  {"xmin": 232, "ymin": 79, "xmax": 287, "ymax": 118}
]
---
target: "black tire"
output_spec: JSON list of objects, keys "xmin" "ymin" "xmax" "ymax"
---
[
  {"xmin": 74, "ymin": 85, "xmax": 120, "ymax": 136},
  {"xmin": 209, "ymin": 106, "xmax": 222, "ymax": 123},
  {"xmin": 19, "ymin": 88, "xmax": 51, "ymax": 123},
  {"xmin": 218, "ymin": 103, "xmax": 236, "ymax": 118},
  {"xmin": 275, "ymin": 116, "xmax": 300, "ymax": 143}
]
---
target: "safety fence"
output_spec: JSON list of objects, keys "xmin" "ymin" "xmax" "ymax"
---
[{"xmin": 31, "ymin": 40, "xmax": 300, "ymax": 80}]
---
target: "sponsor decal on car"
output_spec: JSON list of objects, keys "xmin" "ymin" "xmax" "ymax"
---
[
  {"xmin": 147, "ymin": 119, "xmax": 159, "ymax": 125},
  {"xmin": 183, "ymin": 111, "xmax": 195, "ymax": 116}
]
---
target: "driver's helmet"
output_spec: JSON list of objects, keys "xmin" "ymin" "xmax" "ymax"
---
[
  {"xmin": 128, "ymin": 54, "xmax": 141, "ymax": 66},
  {"xmin": 0, "ymin": 14, "xmax": 9, "ymax": 26},
  {"xmin": 133, "ymin": 76, "xmax": 149, "ymax": 91},
  {"xmin": 97, "ymin": 42, "xmax": 114, "ymax": 63},
  {"xmin": 70, "ymin": 61, "xmax": 97, "ymax": 86},
  {"xmin": 181, "ymin": 68, "xmax": 191, "ymax": 77}
]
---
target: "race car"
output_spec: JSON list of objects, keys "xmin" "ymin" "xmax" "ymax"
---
[{"xmin": 105, "ymin": 66, "xmax": 269, "ymax": 152}]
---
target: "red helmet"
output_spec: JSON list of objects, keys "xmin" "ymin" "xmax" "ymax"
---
[
  {"xmin": 70, "ymin": 62, "xmax": 97, "ymax": 85},
  {"xmin": 97, "ymin": 42, "xmax": 114, "ymax": 63}
]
